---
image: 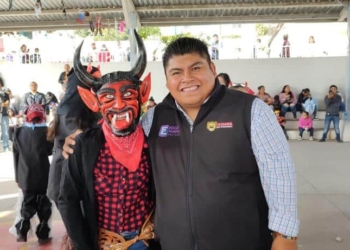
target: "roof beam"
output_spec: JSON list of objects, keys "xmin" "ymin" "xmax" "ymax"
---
[
  {"xmin": 120, "ymin": 0, "xmax": 140, "ymax": 28},
  {"xmin": 0, "ymin": 7, "xmax": 123, "ymax": 17},
  {"xmin": 338, "ymin": 7, "xmax": 348, "ymax": 21},
  {"xmin": 136, "ymin": 2, "xmax": 344, "ymax": 12},
  {"xmin": 0, "ymin": 13, "xmax": 341, "ymax": 32},
  {"xmin": 0, "ymin": 1, "xmax": 343, "ymax": 18},
  {"xmin": 141, "ymin": 14, "xmax": 340, "ymax": 24}
]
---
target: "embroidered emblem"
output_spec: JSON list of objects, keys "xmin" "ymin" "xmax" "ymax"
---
[
  {"xmin": 207, "ymin": 121, "xmax": 233, "ymax": 132},
  {"xmin": 159, "ymin": 125, "xmax": 180, "ymax": 137},
  {"xmin": 207, "ymin": 121, "xmax": 217, "ymax": 132}
]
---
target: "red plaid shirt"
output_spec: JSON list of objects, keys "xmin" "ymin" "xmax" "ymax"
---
[{"xmin": 94, "ymin": 141, "xmax": 153, "ymax": 233}]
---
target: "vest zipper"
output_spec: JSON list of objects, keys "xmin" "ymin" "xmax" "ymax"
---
[{"xmin": 188, "ymin": 124, "xmax": 198, "ymax": 250}]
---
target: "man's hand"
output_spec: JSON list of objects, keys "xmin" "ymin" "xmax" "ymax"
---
[
  {"xmin": 271, "ymin": 236, "xmax": 297, "ymax": 250},
  {"xmin": 62, "ymin": 129, "xmax": 83, "ymax": 159}
]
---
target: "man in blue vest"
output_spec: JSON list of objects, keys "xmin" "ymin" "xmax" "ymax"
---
[{"xmin": 63, "ymin": 37, "xmax": 299, "ymax": 250}]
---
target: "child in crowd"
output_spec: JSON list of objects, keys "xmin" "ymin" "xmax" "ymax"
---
[
  {"xmin": 298, "ymin": 111, "xmax": 314, "ymax": 141},
  {"xmin": 275, "ymin": 110, "xmax": 289, "ymax": 140},
  {"xmin": 12, "ymin": 104, "xmax": 53, "ymax": 243}
]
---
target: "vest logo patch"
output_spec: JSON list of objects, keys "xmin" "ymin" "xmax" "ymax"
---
[
  {"xmin": 159, "ymin": 125, "xmax": 180, "ymax": 137},
  {"xmin": 206, "ymin": 121, "xmax": 233, "ymax": 132}
]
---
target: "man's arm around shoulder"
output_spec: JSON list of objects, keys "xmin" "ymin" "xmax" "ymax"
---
[{"xmin": 58, "ymin": 135, "xmax": 94, "ymax": 250}]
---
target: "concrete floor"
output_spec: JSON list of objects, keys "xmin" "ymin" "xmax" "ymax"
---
[{"xmin": 0, "ymin": 141, "xmax": 349, "ymax": 249}]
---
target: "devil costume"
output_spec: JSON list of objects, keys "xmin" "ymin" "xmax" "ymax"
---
[
  {"xmin": 12, "ymin": 104, "xmax": 54, "ymax": 243},
  {"xmin": 58, "ymin": 30, "xmax": 156, "ymax": 250}
]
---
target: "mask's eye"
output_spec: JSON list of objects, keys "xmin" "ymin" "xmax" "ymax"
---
[
  {"xmin": 123, "ymin": 92, "xmax": 131, "ymax": 97},
  {"xmin": 106, "ymin": 94, "xmax": 114, "ymax": 99}
]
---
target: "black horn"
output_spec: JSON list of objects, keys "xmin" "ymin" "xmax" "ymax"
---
[
  {"xmin": 130, "ymin": 30, "xmax": 147, "ymax": 79},
  {"xmin": 73, "ymin": 40, "xmax": 100, "ymax": 88}
]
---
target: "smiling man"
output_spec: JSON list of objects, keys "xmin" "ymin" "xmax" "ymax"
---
[{"xmin": 142, "ymin": 37, "xmax": 299, "ymax": 250}]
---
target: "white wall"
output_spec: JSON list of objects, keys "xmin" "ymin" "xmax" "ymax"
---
[{"xmin": 0, "ymin": 57, "xmax": 346, "ymax": 109}]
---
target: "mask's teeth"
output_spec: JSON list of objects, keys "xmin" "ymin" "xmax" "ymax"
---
[
  {"xmin": 126, "ymin": 112, "xmax": 130, "ymax": 123},
  {"xmin": 112, "ymin": 114, "xmax": 117, "ymax": 122}
]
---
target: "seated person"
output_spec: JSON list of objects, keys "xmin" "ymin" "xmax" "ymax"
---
[
  {"xmin": 275, "ymin": 110, "xmax": 289, "ymax": 140},
  {"xmin": 256, "ymin": 85, "xmax": 273, "ymax": 107},
  {"xmin": 279, "ymin": 85, "xmax": 297, "ymax": 119},
  {"xmin": 273, "ymin": 95, "xmax": 282, "ymax": 113},
  {"xmin": 297, "ymin": 88, "xmax": 318, "ymax": 119},
  {"xmin": 298, "ymin": 111, "xmax": 314, "ymax": 141}
]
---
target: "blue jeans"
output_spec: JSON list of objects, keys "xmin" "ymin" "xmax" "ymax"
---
[
  {"xmin": 282, "ymin": 103, "xmax": 297, "ymax": 118},
  {"xmin": 299, "ymin": 127, "xmax": 314, "ymax": 137},
  {"xmin": 322, "ymin": 114, "xmax": 340, "ymax": 140},
  {"xmin": 340, "ymin": 102, "xmax": 346, "ymax": 112},
  {"xmin": 121, "ymin": 231, "xmax": 148, "ymax": 250},
  {"xmin": 1, "ymin": 115, "xmax": 9, "ymax": 149}
]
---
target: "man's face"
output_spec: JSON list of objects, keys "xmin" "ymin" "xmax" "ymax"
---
[
  {"xmin": 64, "ymin": 64, "xmax": 70, "ymax": 72},
  {"xmin": 165, "ymin": 53, "xmax": 216, "ymax": 109},
  {"xmin": 92, "ymin": 43, "xmax": 96, "ymax": 50},
  {"xmin": 97, "ymin": 81, "xmax": 140, "ymax": 135},
  {"xmin": 330, "ymin": 87, "xmax": 337, "ymax": 94},
  {"xmin": 30, "ymin": 82, "xmax": 38, "ymax": 92}
]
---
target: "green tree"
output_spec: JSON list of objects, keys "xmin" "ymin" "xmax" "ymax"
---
[
  {"xmin": 255, "ymin": 24, "xmax": 269, "ymax": 36},
  {"xmin": 160, "ymin": 33, "xmax": 209, "ymax": 47},
  {"xmin": 138, "ymin": 27, "xmax": 161, "ymax": 40}
]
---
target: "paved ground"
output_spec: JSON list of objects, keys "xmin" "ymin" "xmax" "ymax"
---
[{"xmin": 0, "ymin": 141, "xmax": 349, "ymax": 249}]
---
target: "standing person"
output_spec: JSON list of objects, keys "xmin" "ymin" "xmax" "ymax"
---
[
  {"xmin": 12, "ymin": 104, "xmax": 53, "ymax": 243},
  {"xmin": 58, "ymin": 64, "xmax": 71, "ymax": 85},
  {"xmin": 319, "ymin": 90, "xmax": 342, "ymax": 142},
  {"xmin": 329, "ymin": 84, "xmax": 346, "ymax": 114},
  {"xmin": 30, "ymin": 48, "xmax": 42, "ymax": 64},
  {"xmin": 211, "ymin": 34, "xmax": 221, "ymax": 60},
  {"xmin": 98, "ymin": 44, "xmax": 111, "ymax": 62},
  {"xmin": 282, "ymin": 34, "xmax": 290, "ymax": 58},
  {"xmin": 20, "ymin": 82, "xmax": 46, "ymax": 113},
  {"xmin": 298, "ymin": 111, "xmax": 314, "ymax": 141},
  {"xmin": 63, "ymin": 37, "xmax": 299, "ymax": 250},
  {"xmin": 58, "ymin": 31, "xmax": 157, "ymax": 250},
  {"xmin": 0, "ymin": 78, "xmax": 11, "ymax": 151}
]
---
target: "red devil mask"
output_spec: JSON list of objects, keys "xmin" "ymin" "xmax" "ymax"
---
[{"xmin": 74, "ymin": 30, "xmax": 151, "ymax": 137}]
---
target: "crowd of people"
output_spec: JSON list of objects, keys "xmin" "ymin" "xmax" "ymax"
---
[
  {"xmin": 0, "ymin": 29, "xmax": 346, "ymax": 250},
  {"xmin": 215, "ymin": 74, "xmax": 345, "ymax": 142}
]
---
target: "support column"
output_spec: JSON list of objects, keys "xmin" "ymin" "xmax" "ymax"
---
[
  {"xmin": 342, "ymin": 4, "xmax": 350, "ymax": 141},
  {"xmin": 346, "ymin": 4, "xmax": 350, "ymax": 120}
]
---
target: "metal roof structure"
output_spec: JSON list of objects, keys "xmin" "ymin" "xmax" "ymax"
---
[{"xmin": 0, "ymin": 0, "xmax": 349, "ymax": 32}]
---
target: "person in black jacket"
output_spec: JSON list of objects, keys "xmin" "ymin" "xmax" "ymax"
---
[
  {"xmin": 58, "ymin": 30, "xmax": 157, "ymax": 250},
  {"xmin": 58, "ymin": 64, "xmax": 71, "ymax": 85},
  {"xmin": 13, "ymin": 103, "xmax": 53, "ymax": 243}
]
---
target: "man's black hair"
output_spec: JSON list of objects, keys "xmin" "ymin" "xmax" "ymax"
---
[
  {"xmin": 162, "ymin": 37, "xmax": 211, "ymax": 71},
  {"xmin": 329, "ymin": 84, "xmax": 337, "ymax": 90},
  {"xmin": 0, "ymin": 76, "xmax": 4, "ymax": 87}
]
